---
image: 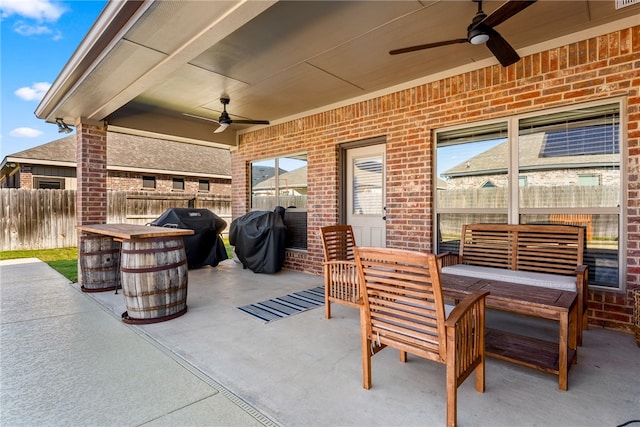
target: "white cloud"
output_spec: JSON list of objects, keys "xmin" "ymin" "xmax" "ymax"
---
[
  {"xmin": 9, "ymin": 127, "xmax": 44, "ymax": 138},
  {"xmin": 0, "ymin": 0, "xmax": 66, "ymax": 22},
  {"xmin": 15, "ymin": 82, "xmax": 51, "ymax": 101},
  {"xmin": 13, "ymin": 21, "xmax": 52, "ymax": 36}
]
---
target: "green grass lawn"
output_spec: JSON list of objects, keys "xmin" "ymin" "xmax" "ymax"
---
[
  {"xmin": 0, "ymin": 247, "xmax": 79, "ymax": 282},
  {"xmin": 0, "ymin": 239, "xmax": 233, "ymax": 283}
]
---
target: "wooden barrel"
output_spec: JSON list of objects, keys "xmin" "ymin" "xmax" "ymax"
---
[
  {"xmin": 120, "ymin": 236, "xmax": 188, "ymax": 324},
  {"xmin": 79, "ymin": 235, "xmax": 121, "ymax": 293}
]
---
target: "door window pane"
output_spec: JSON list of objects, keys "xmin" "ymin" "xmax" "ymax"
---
[{"xmin": 352, "ymin": 156, "xmax": 383, "ymax": 216}]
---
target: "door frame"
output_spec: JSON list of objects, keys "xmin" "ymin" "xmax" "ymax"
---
[{"xmin": 338, "ymin": 136, "xmax": 386, "ymax": 235}]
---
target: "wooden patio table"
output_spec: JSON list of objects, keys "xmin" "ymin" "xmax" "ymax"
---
[
  {"xmin": 440, "ymin": 273, "xmax": 579, "ymax": 391},
  {"xmin": 77, "ymin": 223, "xmax": 194, "ymax": 241},
  {"xmin": 77, "ymin": 223, "xmax": 194, "ymax": 324}
]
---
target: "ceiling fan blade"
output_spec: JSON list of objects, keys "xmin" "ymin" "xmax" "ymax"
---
[
  {"xmin": 389, "ymin": 38, "xmax": 467, "ymax": 55},
  {"xmin": 483, "ymin": 0, "xmax": 536, "ymax": 28},
  {"xmin": 485, "ymin": 28, "xmax": 520, "ymax": 67},
  {"xmin": 213, "ymin": 122, "xmax": 229, "ymax": 133},
  {"xmin": 183, "ymin": 112, "xmax": 219, "ymax": 123},
  {"xmin": 233, "ymin": 119, "xmax": 270, "ymax": 125}
]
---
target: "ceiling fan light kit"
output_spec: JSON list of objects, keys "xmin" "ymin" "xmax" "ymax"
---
[
  {"xmin": 389, "ymin": 0, "xmax": 536, "ymax": 67},
  {"xmin": 468, "ymin": 25, "xmax": 490, "ymax": 45}
]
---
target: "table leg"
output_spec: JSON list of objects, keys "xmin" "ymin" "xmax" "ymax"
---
[
  {"xmin": 569, "ymin": 304, "xmax": 578, "ymax": 362},
  {"xmin": 558, "ymin": 312, "xmax": 569, "ymax": 391}
]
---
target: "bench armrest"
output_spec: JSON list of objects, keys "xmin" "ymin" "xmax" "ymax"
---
[
  {"xmin": 437, "ymin": 252, "xmax": 461, "ymax": 269},
  {"xmin": 574, "ymin": 264, "xmax": 589, "ymax": 334}
]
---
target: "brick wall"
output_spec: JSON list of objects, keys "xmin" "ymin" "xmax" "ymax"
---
[
  {"xmin": 76, "ymin": 121, "xmax": 108, "ymax": 226},
  {"xmin": 18, "ymin": 167, "xmax": 32, "ymax": 188},
  {"xmin": 108, "ymin": 173, "xmax": 231, "ymax": 196},
  {"xmin": 236, "ymin": 26, "xmax": 640, "ymax": 332}
]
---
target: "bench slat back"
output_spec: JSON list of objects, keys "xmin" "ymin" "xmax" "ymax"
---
[
  {"xmin": 460, "ymin": 224, "xmax": 584, "ymax": 276},
  {"xmin": 460, "ymin": 226, "xmax": 515, "ymax": 269}
]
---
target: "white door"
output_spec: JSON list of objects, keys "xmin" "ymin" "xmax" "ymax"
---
[{"xmin": 346, "ymin": 144, "xmax": 386, "ymax": 247}]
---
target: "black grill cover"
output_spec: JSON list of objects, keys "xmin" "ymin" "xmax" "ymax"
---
[
  {"xmin": 229, "ymin": 208, "xmax": 286, "ymax": 273},
  {"xmin": 150, "ymin": 208, "xmax": 228, "ymax": 269}
]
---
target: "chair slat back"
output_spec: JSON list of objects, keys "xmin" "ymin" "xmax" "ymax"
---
[
  {"xmin": 355, "ymin": 247, "xmax": 447, "ymax": 360},
  {"xmin": 321, "ymin": 225, "xmax": 356, "ymax": 262}
]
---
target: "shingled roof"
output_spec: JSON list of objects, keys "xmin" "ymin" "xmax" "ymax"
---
[
  {"xmin": 442, "ymin": 132, "xmax": 618, "ymax": 178},
  {"xmin": 4, "ymin": 132, "xmax": 231, "ymax": 178}
]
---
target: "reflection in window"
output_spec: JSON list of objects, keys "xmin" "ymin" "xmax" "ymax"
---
[
  {"xmin": 436, "ymin": 102, "xmax": 622, "ymax": 289},
  {"xmin": 251, "ymin": 155, "xmax": 308, "ymax": 249}
]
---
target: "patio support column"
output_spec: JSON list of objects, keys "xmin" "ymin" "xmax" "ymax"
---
[
  {"xmin": 75, "ymin": 119, "xmax": 113, "ymax": 292},
  {"xmin": 76, "ymin": 118, "xmax": 108, "ymax": 226}
]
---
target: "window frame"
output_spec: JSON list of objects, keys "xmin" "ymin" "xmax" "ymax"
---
[
  {"xmin": 198, "ymin": 179, "xmax": 210, "ymax": 192},
  {"xmin": 250, "ymin": 153, "xmax": 308, "ymax": 250},
  {"xmin": 142, "ymin": 175, "xmax": 156, "ymax": 190},
  {"xmin": 434, "ymin": 98, "xmax": 626, "ymax": 291},
  {"xmin": 172, "ymin": 177, "xmax": 185, "ymax": 191}
]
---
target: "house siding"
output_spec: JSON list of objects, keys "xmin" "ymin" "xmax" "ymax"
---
[{"xmin": 234, "ymin": 26, "xmax": 640, "ymax": 332}]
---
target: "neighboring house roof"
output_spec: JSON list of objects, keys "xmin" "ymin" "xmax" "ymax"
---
[
  {"xmin": 2, "ymin": 132, "xmax": 231, "ymax": 178},
  {"xmin": 443, "ymin": 132, "xmax": 619, "ymax": 178},
  {"xmin": 253, "ymin": 166, "xmax": 307, "ymax": 190}
]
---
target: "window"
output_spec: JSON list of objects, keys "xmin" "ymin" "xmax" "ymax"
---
[
  {"xmin": 198, "ymin": 179, "xmax": 210, "ymax": 192},
  {"xmin": 172, "ymin": 178, "xmax": 185, "ymax": 191},
  {"xmin": 142, "ymin": 176, "xmax": 156, "ymax": 189},
  {"xmin": 578, "ymin": 174, "xmax": 601, "ymax": 186},
  {"xmin": 34, "ymin": 178, "xmax": 64, "ymax": 189},
  {"xmin": 251, "ymin": 154, "xmax": 308, "ymax": 249},
  {"xmin": 435, "ymin": 101, "xmax": 623, "ymax": 290}
]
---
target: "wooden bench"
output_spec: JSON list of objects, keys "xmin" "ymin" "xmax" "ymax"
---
[{"xmin": 438, "ymin": 223, "xmax": 589, "ymax": 345}]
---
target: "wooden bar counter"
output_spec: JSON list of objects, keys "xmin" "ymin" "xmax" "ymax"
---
[{"xmin": 78, "ymin": 224, "xmax": 194, "ymax": 324}]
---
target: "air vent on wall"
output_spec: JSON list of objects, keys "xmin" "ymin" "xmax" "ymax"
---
[{"xmin": 615, "ymin": 0, "xmax": 639, "ymax": 9}]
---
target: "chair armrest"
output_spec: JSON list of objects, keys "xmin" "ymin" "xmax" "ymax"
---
[
  {"xmin": 324, "ymin": 260, "xmax": 360, "ymax": 302},
  {"xmin": 444, "ymin": 290, "xmax": 489, "ymax": 389},
  {"xmin": 323, "ymin": 260, "xmax": 357, "ymax": 267},
  {"xmin": 444, "ymin": 290, "xmax": 489, "ymax": 328},
  {"xmin": 437, "ymin": 252, "xmax": 461, "ymax": 269}
]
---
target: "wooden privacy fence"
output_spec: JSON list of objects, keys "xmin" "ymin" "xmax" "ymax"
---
[{"xmin": 0, "ymin": 189, "xmax": 232, "ymax": 251}]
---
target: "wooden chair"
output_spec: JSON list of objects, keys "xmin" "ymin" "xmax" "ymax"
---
[
  {"xmin": 354, "ymin": 247, "xmax": 489, "ymax": 427},
  {"xmin": 320, "ymin": 225, "xmax": 360, "ymax": 319}
]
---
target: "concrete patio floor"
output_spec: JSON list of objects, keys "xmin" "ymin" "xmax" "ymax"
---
[{"xmin": 2, "ymin": 257, "xmax": 639, "ymax": 426}]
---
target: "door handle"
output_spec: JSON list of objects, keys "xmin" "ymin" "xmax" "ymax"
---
[{"xmin": 382, "ymin": 206, "xmax": 386, "ymax": 220}]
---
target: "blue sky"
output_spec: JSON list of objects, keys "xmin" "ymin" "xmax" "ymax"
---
[{"xmin": 0, "ymin": 0, "xmax": 107, "ymax": 159}]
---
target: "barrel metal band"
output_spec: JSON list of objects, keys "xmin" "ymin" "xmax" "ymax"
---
[
  {"xmin": 120, "ymin": 258, "xmax": 187, "ymax": 273},
  {"xmin": 82, "ymin": 248, "xmax": 120, "ymax": 255},
  {"xmin": 122, "ymin": 283, "xmax": 188, "ymax": 297},
  {"xmin": 121, "ymin": 244, "xmax": 185, "ymax": 255},
  {"xmin": 126, "ymin": 299, "xmax": 187, "ymax": 312}
]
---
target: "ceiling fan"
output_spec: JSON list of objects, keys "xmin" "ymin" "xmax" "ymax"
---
[
  {"xmin": 184, "ymin": 96, "xmax": 270, "ymax": 133},
  {"xmin": 389, "ymin": 0, "xmax": 536, "ymax": 67}
]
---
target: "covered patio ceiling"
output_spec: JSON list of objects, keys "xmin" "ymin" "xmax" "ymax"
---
[{"xmin": 36, "ymin": 0, "xmax": 640, "ymax": 148}]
